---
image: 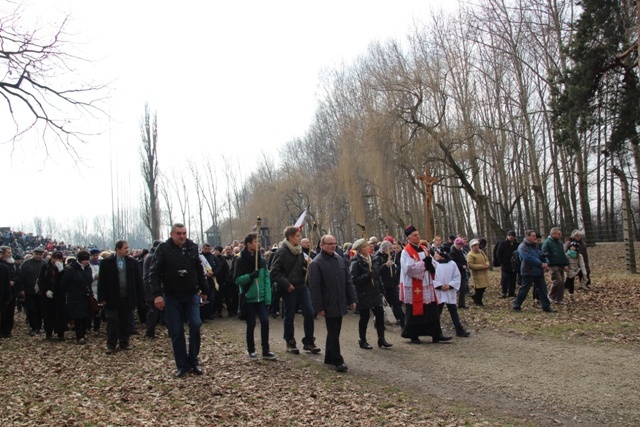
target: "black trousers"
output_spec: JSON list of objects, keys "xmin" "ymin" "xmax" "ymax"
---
[
  {"xmin": 324, "ymin": 316, "xmax": 344, "ymax": 366},
  {"xmin": 358, "ymin": 305, "xmax": 385, "ymax": 341},
  {"xmin": 105, "ymin": 298, "xmax": 131, "ymax": 348},
  {"xmin": 42, "ymin": 296, "xmax": 66, "ymax": 336},
  {"xmin": 25, "ymin": 294, "xmax": 43, "ymax": 331},
  {"xmin": 0, "ymin": 297, "xmax": 16, "ymax": 336},
  {"xmin": 145, "ymin": 300, "xmax": 161, "ymax": 336}
]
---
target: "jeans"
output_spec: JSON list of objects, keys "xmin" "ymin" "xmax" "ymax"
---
[
  {"xmin": 514, "ymin": 275, "xmax": 551, "ymax": 311},
  {"xmin": 164, "ymin": 293, "xmax": 202, "ymax": 370},
  {"xmin": 245, "ymin": 301, "xmax": 270, "ymax": 354},
  {"xmin": 282, "ymin": 287, "xmax": 314, "ymax": 345}
]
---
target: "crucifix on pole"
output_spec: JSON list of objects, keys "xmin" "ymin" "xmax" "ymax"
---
[{"xmin": 417, "ymin": 164, "xmax": 438, "ymax": 243}]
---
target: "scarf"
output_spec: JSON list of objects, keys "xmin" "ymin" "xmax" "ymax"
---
[
  {"xmin": 284, "ymin": 240, "xmax": 302, "ymax": 255},
  {"xmin": 404, "ymin": 243, "xmax": 437, "ymax": 316}
]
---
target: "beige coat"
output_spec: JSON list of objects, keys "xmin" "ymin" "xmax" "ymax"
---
[{"xmin": 466, "ymin": 250, "xmax": 490, "ymax": 289}]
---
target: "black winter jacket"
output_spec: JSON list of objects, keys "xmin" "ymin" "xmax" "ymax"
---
[
  {"xmin": 350, "ymin": 254, "xmax": 383, "ymax": 310},
  {"xmin": 149, "ymin": 238, "xmax": 207, "ymax": 298},
  {"xmin": 269, "ymin": 243, "xmax": 307, "ymax": 294},
  {"xmin": 62, "ymin": 261, "xmax": 93, "ymax": 319},
  {"xmin": 98, "ymin": 255, "xmax": 144, "ymax": 309},
  {"xmin": 308, "ymin": 250, "xmax": 357, "ymax": 317}
]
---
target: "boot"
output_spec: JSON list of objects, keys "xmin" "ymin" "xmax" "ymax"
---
[
  {"xmin": 377, "ymin": 337, "xmax": 393, "ymax": 348},
  {"xmin": 302, "ymin": 337, "xmax": 321, "ymax": 354},
  {"xmin": 456, "ymin": 327, "xmax": 470, "ymax": 337},
  {"xmin": 358, "ymin": 339, "xmax": 373, "ymax": 349},
  {"xmin": 286, "ymin": 339, "xmax": 300, "ymax": 355}
]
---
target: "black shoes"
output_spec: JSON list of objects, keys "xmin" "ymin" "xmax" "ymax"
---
[
  {"xmin": 175, "ymin": 369, "xmax": 188, "ymax": 378},
  {"xmin": 192, "ymin": 365, "xmax": 204, "ymax": 375},
  {"xmin": 286, "ymin": 339, "xmax": 300, "ymax": 354},
  {"xmin": 377, "ymin": 338, "xmax": 393, "ymax": 348},
  {"xmin": 410, "ymin": 338, "xmax": 421, "ymax": 344},
  {"xmin": 105, "ymin": 347, "xmax": 116, "ymax": 355},
  {"xmin": 432, "ymin": 335, "xmax": 452, "ymax": 343},
  {"xmin": 456, "ymin": 328, "xmax": 471, "ymax": 337},
  {"xmin": 119, "ymin": 343, "xmax": 132, "ymax": 351},
  {"xmin": 358, "ymin": 340, "xmax": 373, "ymax": 350},
  {"xmin": 335, "ymin": 363, "xmax": 348, "ymax": 372},
  {"xmin": 262, "ymin": 352, "xmax": 278, "ymax": 360}
]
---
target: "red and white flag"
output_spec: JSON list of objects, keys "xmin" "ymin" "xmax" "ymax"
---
[{"xmin": 294, "ymin": 206, "xmax": 308, "ymax": 229}]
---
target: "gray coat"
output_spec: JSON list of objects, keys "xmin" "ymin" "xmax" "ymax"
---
[{"xmin": 308, "ymin": 250, "xmax": 357, "ymax": 318}]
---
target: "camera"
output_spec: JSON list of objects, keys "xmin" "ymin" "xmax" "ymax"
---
[{"xmin": 177, "ymin": 270, "xmax": 188, "ymax": 278}]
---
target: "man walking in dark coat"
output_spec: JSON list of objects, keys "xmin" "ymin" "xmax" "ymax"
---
[
  {"xmin": 98, "ymin": 240, "xmax": 144, "ymax": 354},
  {"xmin": 495, "ymin": 230, "xmax": 519, "ymax": 298},
  {"xmin": 308, "ymin": 235, "xmax": 357, "ymax": 372},
  {"xmin": 150, "ymin": 224, "xmax": 208, "ymax": 378}
]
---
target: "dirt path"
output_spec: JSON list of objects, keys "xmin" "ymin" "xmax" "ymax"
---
[{"xmin": 214, "ymin": 312, "xmax": 640, "ymax": 426}]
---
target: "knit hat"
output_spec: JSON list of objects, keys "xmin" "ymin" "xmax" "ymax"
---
[
  {"xmin": 383, "ymin": 236, "xmax": 394, "ymax": 243},
  {"xmin": 568, "ymin": 241, "xmax": 580, "ymax": 251},
  {"xmin": 368, "ymin": 236, "xmax": 378, "ymax": 244},
  {"xmin": 89, "ymin": 248, "xmax": 101, "ymax": 255},
  {"xmin": 454, "ymin": 238, "xmax": 465, "ymax": 245},
  {"xmin": 352, "ymin": 238, "xmax": 367, "ymax": 251},
  {"xmin": 469, "ymin": 239, "xmax": 480, "ymax": 248}
]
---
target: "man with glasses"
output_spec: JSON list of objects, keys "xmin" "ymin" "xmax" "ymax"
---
[
  {"xmin": 308, "ymin": 235, "xmax": 357, "ymax": 372},
  {"xmin": 150, "ymin": 224, "xmax": 208, "ymax": 378}
]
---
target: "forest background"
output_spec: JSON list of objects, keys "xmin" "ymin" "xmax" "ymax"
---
[{"xmin": 3, "ymin": 0, "xmax": 639, "ymax": 253}]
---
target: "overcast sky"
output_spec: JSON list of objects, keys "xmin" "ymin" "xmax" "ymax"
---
[{"xmin": 2, "ymin": 0, "xmax": 457, "ymax": 231}]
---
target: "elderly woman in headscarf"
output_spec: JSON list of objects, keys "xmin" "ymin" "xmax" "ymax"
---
[{"xmin": 350, "ymin": 238, "xmax": 392, "ymax": 349}]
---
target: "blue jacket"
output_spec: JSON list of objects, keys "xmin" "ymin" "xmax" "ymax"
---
[{"xmin": 518, "ymin": 240, "xmax": 548, "ymax": 277}]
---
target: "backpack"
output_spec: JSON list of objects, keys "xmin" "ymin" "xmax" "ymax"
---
[{"xmin": 510, "ymin": 250, "xmax": 521, "ymax": 274}]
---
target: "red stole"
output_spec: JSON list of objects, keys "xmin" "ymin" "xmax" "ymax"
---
[{"xmin": 404, "ymin": 243, "xmax": 428, "ymax": 316}]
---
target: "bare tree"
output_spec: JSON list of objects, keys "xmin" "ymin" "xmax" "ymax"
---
[
  {"xmin": 139, "ymin": 104, "xmax": 160, "ymax": 240},
  {"xmin": 0, "ymin": 3, "xmax": 106, "ymax": 154}
]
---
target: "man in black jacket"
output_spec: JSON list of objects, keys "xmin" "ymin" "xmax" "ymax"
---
[
  {"xmin": 98, "ymin": 240, "xmax": 144, "ymax": 354},
  {"xmin": 308, "ymin": 235, "xmax": 357, "ymax": 372},
  {"xmin": 149, "ymin": 224, "xmax": 208, "ymax": 378},
  {"xmin": 495, "ymin": 230, "xmax": 519, "ymax": 298},
  {"xmin": 270, "ymin": 226, "xmax": 320, "ymax": 355}
]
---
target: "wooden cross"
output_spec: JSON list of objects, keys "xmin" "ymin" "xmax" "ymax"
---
[{"xmin": 417, "ymin": 164, "xmax": 438, "ymax": 243}]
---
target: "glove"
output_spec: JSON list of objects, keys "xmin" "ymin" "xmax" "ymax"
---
[
  {"xmin": 249, "ymin": 270, "xmax": 260, "ymax": 280},
  {"xmin": 46, "ymin": 290, "xmax": 54, "ymax": 299},
  {"xmin": 423, "ymin": 257, "xmax": 435, "ymax": 274}
]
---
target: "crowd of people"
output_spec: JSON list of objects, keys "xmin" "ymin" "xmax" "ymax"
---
[{"xmin": 0, "ymin": 224, "xmax": 591, "ymax": 375}]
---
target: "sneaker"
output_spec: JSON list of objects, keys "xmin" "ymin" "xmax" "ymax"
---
[
  {"xmin": 262, "ymin": 351, "xmax": 278, "ymax": 360},
  {"xmin": 247, "ymin": 352, "xmax": 258, "ymax": 360}
]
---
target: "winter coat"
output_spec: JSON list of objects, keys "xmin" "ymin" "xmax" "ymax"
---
[
  {"xmin": 97, "ymin": 255, "xmax": 144, "ymax": 309},
  {"xmin": 466, "ymin": 249, "xmax": 490, "ymax": 289},
  {"xmin": 433, "ymin": 258, "xmax": 461, "ymax": 305},
  {"xmin": 62, "ymin": 261, "xmax": 93, "ymax": 320},
  {"xmin": 350, "ymin": 253, "xmax": 383, "ymax": 310},
  {"xmin": 20, "ymin": 258, "xmax": 47, "ymax": 295},
  {"xmin": 149, "ymin": 238, "xmax": 208, "ymax": 298},
  {"xmin": 495, "ymin": 239, "xmax": 519, "ymax": 272},
  {"xmin": 566, "ymin": 252, "xmax": 587, "ymax": 279},
  {"xmin": 269, "ymin": 242, "xmax": 307, "ymax": 294},
  {"xmin": 564, "ymin": 239, "xmax": 590, "ymax": 273},
  {"xmin": 308, "ymin": 249, "xmax": 357, "ymax": 318},
  {"xmin": 542, "ymin": 236, "xmax": 568, "ymax": 267},
  {"xmin": 234, "ymin": 248, "xmax": 271, "ymax": 305},
  {"xmin": 373, "ymin": 250, "xmax": 400, "ymax": 289},
  {"xmin": 38, "ymin": 261, "xmax": 65, "ymax": 299},
  {"xmin": 518, "ymin": 240, "xmax": 548, "ymax": 277},
  {"xmin": 449, "ymin": 245, "xmax": 468, "ymax": 277},
  {"xmin": 0, "ymin": 263, "xmax": 10, "ymax": 307}
]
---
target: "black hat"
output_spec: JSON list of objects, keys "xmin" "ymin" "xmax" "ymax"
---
[
  {"xmin": 568, "ymin": 241, "xmax": 580, "ymax": 250},
  {"xmin": 507, "ymin": 230, "xmax": 516, "ymax": 237},
  {"xmin": 151, "ymin": 240, "xmax": 162, "ymax": 249},
  {"xmin": 89, "ymin": 248, "xmax": 101, "ymax": 255},
  {"xmin": 436, "ymin": 245, "xmax": 450, "ymax": 256},
  {"xmin": 404, "ymin": 225, "xmax": 417, "ymax": 237}
]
